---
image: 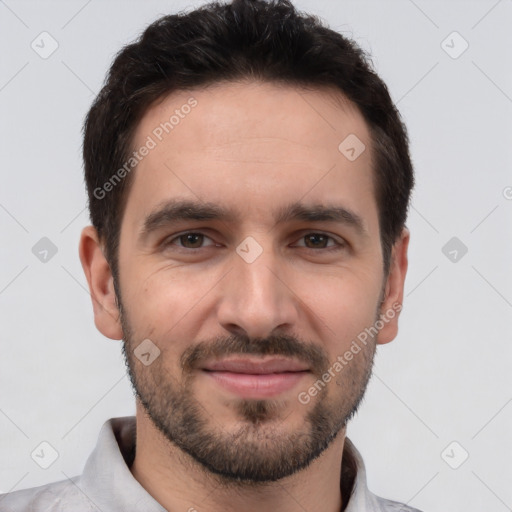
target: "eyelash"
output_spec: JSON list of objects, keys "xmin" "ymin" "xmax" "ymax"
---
[{"xmin": 162, "ymin": 231, "xmax": 346, "ymax": 253}]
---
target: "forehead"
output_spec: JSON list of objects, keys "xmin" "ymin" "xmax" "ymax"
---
[
  {"xmin": 124, "ymin": 80, "xmax": 376, "ymax": 231},
  {"xmin": 134, "ymin": 80, "xmax": 370, "ymax": 152}
]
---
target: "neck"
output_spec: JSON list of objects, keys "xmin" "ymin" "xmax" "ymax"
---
[{"xmin": 129, "ymin": 405, "xmax": 346, "ymax": 512}]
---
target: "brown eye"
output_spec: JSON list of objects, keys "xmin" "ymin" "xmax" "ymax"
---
[
  {"xmin": 294, "ymin": 232, "xmax": 344, "ymax": 252},
  {"xmin": 304, "ymin": 233, "xmax": 330, "ymax": 249},
  {"xmin": 164, "ymin": 232, "xmax": 215, "ymax": 250},
  {"xmin": 178, "ymin": 233, "xmax": 204, "ymax": 248}
]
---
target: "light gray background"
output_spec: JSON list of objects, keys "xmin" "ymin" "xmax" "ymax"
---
[{"xmin": 1, "ymin": 0, "xmax": 511, "ymax": 510}]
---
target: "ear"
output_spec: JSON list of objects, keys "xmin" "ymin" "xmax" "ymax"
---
[
  {"xmin": 376, "ymin": 227, "xmax": 410, "ymax": 345},
  {"xmin": 78, "ymin": 225, "xmax": 123, "ymax": 340}
]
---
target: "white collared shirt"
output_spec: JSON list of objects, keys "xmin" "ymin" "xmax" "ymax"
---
[{"xmin": 0, "ymin": 416, "xmax": 424, "ymax": 512}]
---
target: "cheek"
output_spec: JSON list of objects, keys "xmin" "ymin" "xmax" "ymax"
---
[
  {"xmin": 298, "ymin": 272, "xmax": 381, "ymax": 349},
  {"xmin": 121, "ymin": 254, "xmax": 382, "ymax": 351},
  {"xmin": 126, "ymin": 260, "xmax": 209, "ymax": 312},
  {"xmin": 121, "ymin": 264, "xmax": 216, "ymax": 348}
]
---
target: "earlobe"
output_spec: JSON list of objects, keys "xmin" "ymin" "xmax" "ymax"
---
[
  {"xmin": 376, "ymin": 227, "xmax": 410, "ymax": 345},
  {"xmin": 79, "ymin": 226, "xmax": 124, "ymax": 340}
]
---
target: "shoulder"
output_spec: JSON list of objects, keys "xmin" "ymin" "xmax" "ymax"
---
[
  {"xmin": 0, "ymin": 475, "xmax": 97, "ymax": 512},
  {"xmin": 375, "ymin": 496, "xmax": 425, "ymax": 512}
]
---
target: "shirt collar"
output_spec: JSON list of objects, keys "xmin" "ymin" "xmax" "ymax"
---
[
  {"xmin": 342, "ymin": 436, "xmax": 386, "ymax": 511},
  {"xmin": 80, "ymin": 416, "xmax": 381, "ymax": 512},
  {"xmin": 81, "ymin": 416, "xmax": 166, "ymax": 512}
]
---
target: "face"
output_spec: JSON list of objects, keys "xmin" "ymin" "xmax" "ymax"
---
[{"xmin": 88, "ymin": 81, "xmax": 407, "ymax": 484}]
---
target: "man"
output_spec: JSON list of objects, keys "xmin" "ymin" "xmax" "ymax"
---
[{"xmin": 1, "ymin": 0, "xmax": 420, "ymax": 510}]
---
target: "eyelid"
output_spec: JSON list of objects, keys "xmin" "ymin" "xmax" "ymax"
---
[
  {"xmin": 163, "ymin": 231, "xmax": 217, "ymax": 249},
  {"xmin": 291, "ymin": 230, "xmax": 346, "ymax": 249},
  {"xmin": 163, "ymin": 230, "xmax": 347, "ymax": 252}
]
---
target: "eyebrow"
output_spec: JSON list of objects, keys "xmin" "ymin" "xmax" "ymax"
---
[{"xmin": 138, "ymin": 198, "xmax": 369, "ymax": 241}]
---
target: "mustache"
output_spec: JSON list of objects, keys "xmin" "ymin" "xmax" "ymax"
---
[{"xmin": 180, "ymin": 332, "xmax": 330, "ymax": 377}]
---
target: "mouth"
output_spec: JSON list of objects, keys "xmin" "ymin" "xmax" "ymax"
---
[{"xmin": 200, "ymin": 357, "xmax": 310, "ymax": 398}]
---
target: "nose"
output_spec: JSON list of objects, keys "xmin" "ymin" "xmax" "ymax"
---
[{"xmin": 216, "ymin": 238, "xmax": 299, "ymax": 340}]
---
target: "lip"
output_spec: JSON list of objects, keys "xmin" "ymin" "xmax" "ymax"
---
[
  {"xmin": 201, "ymin": 357, "xmax": 309, "ymax": 374},
  {"xmin": 200, "ymin": 357, "xmax": 310, "ymax": 398}
]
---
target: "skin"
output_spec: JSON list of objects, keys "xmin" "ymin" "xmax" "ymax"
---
[{"xmin": 79, "ymin": 80, "xmax": 409, "ymax": 512}]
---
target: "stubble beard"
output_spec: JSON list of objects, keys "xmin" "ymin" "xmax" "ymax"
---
[{"xmin": 117, "ymin": 289, "xmax": 379, "ymax": 486}]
